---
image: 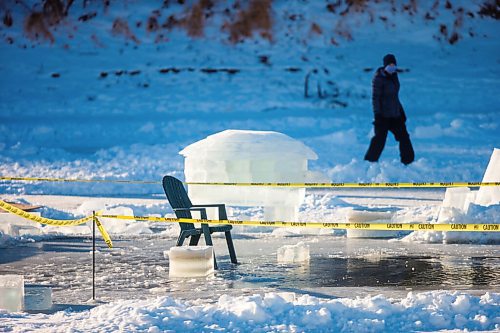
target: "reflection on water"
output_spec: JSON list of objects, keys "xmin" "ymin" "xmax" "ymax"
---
[
  {"xmin": 221, "ymin": 255, "xmax": 500, "ymax": 290},
  {"xmin": 221, "ymin": 237, "xmax": 500, "ymax": 290}
]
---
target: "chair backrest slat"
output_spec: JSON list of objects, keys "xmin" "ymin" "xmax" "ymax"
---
[{"xmin": 162, "ymin": 176, "xmax": 195, "ymax": 231}]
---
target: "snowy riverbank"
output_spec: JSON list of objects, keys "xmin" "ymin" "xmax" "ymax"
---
[{"xmin": 1, "ymin": 291, "xmax": 499, "ymax": 332}]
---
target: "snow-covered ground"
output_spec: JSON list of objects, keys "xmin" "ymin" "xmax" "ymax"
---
[
  {"xmin": 0, "ymin": 0, "xmax": 499, "ymax": 197},
  {"xmin": 1, "ymin": 290, "xmax": 499, "ymax": 332},
  {"xmin": 1, "ymin": 0, "xmax": 499, "ymax": 331}
]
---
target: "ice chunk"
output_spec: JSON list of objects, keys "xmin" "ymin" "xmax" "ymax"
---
[
  {"xmin": 277, "ymin": 242, "xmax": 310, "ymax": 263},
  {"xmin": 475, "ymin": 148, "xmax": 500, "ymax": 207},
  {"xmin": 463, "ymin": 191, "xmax": 477, "ymax": 214},
  {"xmin": 442, "ymin": 187, "xmax": 471, "ymax": 211},
  {"xmin": 0, "ymin": 275, "xmax": 24, "ymax": 312},
  {"xmin": 24, "ymin": 286, "xmax": 52, "ymax": 311},
  {"xmin": 345, "ymin": 210, "xmax": 399, "ymax": 239},
  {"xmin": 0, "ymin": 212, "xmax": 42, "ymax": 237},
  {"xmin": 167, "ymin": 246, "xmax": 214, "ymax": 278},
  {"xmin": 180, "ymin": 130, "xmax": 328, "ymax": 221}
]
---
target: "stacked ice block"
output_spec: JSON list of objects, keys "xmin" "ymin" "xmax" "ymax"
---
[
  {"xmin": 167, "ymin": 246, "xmax": 215, "ymax": 278},
  {"xmin": 180, "ymin": 130, "xmax": 327, "ymax": 222}
]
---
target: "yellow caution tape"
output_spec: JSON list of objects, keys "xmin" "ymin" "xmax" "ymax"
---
[
  {"xmin": 0, "ymin": 176, "xmax": 158, "ymax": 184},
  {"xmin": 0, "ymin": 200, "xmax": 92, "ymax": 226},
  {"xmin": 0, "ymin": 200, "xmax": 113, "ymax": 248},
  {"xmin": 187, "ymin": 181, "xmax": 500, "ymax": 188},
  {"xmin": 1, "ymin": 176, "xmax": 499, "ymax": 188},
  {"xmin": 97, "ymin": 214, "xmax": 500, "ymax": 232},
  {"xmin": 94, "ymin": 217, "xmax": 113, "ymax": 249}
]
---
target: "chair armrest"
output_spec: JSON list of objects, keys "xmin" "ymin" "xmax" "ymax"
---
[
  {"xmin": 191, "ymin": 204, "xmax": 225, "ymax": 208},
  {"xmin": 191, "ymin": 204, "xmax": 227, "ymax": 220},
  {"xmin": 173, "ymin": 207, "xmax": 207, "ymax": 219}
]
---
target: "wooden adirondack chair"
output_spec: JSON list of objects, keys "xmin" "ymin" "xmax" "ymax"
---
[{"xmin": 162, "ymin": 175, "xmax": 237, "ymax": 269}]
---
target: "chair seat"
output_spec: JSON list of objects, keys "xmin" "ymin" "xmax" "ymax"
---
[
  {"xmin": 183, "ymin": 224, "xmax": 232, "ymax": 234},
  {"xmin": 208, "ymin": 225, "xmax": 232, "ymax": 233}
]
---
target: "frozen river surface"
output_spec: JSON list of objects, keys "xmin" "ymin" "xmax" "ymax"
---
[{"xmin": 1, "ymin": 235, "xmax": 498, "ymax": 310}]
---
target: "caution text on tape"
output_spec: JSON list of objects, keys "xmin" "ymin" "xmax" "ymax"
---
[
  {"xmin": 187, "ymin": 181, "xmax": 500, "ymax": 188},
  {"xmin": 1, "ymin": 176, "xmax": 499, "ymax": 188},
  {"xmin": 0, "ymin": 176, "xmax": 158, "ymax": 184},
  {"xmin": 97, "ymin": 214, "xmax": 500, "ymax": 233}
]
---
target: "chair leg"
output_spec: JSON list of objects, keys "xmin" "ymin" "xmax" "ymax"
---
[
  {"xmin": 189, "ymin": 234, "xmax": 201, "ymax": 246},
  {"xmin": 201, "ymin": 224, "xmax": 217, "ymax": 269},
  {"xmin": 225, "ymin": 231, "xmax": 238, "ymax": 264},
  {"xmin": 176, "ymin": 231, "xmax": 188, "ymax": 246}
]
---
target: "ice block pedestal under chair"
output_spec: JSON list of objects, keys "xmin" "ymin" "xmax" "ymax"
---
[{"xmin": 167, "ymin": 246, "xmax": 215, "ymax": 278}]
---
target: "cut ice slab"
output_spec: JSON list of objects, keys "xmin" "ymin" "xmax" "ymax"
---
[
  {"xmin": 24, "ymin": 286, "xmax": 52, "ymax": 311},
  {"xmin": 0, "ymin": 275, "xmax": 24, "ymax": 312},
  {"xmin": 277, "ymin": 242, "xmax": 310, "ymax": 263},
  {"xmin": 166, "ymin": 246, "xmax": 214, "ymax": 278},
  {"xmin": 475, "ymin": 148, "xmax": 500, "ymax": 207},
  {"xmin": 442, "ymin": 187, "xmax": 471, "ymax": 211}
]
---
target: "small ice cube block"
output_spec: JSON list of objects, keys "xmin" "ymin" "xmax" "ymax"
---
[
  {"xmin": 0, "ymin": 275, "xmax": 24, "ymax": 312},
  {"xmin": 24, "ymin": 286, "xmax": 52, "ymax": 311},
  {"xmin": 277, "ymin": 242, "xmax": 310, "ymax": 263},
  {"xmin": 168, "ymin": 246, "xmax": 214, "ymax": 278}
]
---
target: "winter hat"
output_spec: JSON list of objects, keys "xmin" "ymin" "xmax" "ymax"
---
[{"xmin": 383, "ymin": 54, "xmax": 397, "ymax": 66}]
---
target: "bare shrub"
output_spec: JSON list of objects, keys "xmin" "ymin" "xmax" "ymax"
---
[
  {"xmin": 147, "ymin": 15, "xmax": 160, "ymax": 32},
  {"xmin": 43, "ymin": 0, "xmax": 65, "ymax": 25},
  {"xmin": 478, "ymin": 0, "xmax": 500, "ymax": 20},
  {"xmin": 112, "ymin": 18, "xmax": 140, "ymax": 44},
  {"xmin": 346, "ymin": 0, "xmax": 369, "ymax": 11},
  {"xmin": 23, "ymin": 0, "xmax": 74, "ymax": 43},
  {"xmin": 3, "ymin": 11, "xmax": 13, "ymax": 27},
  {"xmin": 334, "ymin": 20, "xmax": 353, "ymax": 41},
  {"xmin": 183, "ymin": 1, "xmax": 205, "ymax": 37},
  {"xmin": 226, "ymin": 0, "xmax": 273, "ymax": 43},
  {"xmin": 24, "ymin": 12, "xmax": 55, "ymax": 43},
  {"xmin": 311, "ymin": 22, "xmax": 323, "ymax": 35}
]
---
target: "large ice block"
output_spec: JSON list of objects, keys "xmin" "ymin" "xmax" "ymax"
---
[
  {"xmin": 0, "ymin": 275, "xmax": 24, "ymax": 312},
  {"xmin": 277, "ymin": 242, "xmax": 310, "ymax": 263},
  {"xmin": 24, "ymin": 286, "xmax": 52, "ymax": 311},
  {"xmin": 167, "ymin": 246, "xmax": 214, "ymax": 278},
  {"xmin": 475, "ymin": 148, "xmax": 500, "ymax": 207},
  {"xmin": 180, "ymin": 130, "xmax": 328, "ymax": 222}
]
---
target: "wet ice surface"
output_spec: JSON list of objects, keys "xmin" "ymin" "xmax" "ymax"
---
[{"xmin": 1, "ymin": 235, "xmax": 498, "ymax": 309}]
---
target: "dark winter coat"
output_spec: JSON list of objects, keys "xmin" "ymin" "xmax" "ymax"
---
[{"xmin": 372, "ymin": 67, "xmax": 406, "ymax": 120}]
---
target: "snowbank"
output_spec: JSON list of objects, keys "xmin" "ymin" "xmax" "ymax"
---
[
  {"xmin": 1, "ymin": 291, "xmax": 498, "ymax": 332},
  {"xmin": 403, "ymin": 203, "xmax": 500, "ymax": 244}
]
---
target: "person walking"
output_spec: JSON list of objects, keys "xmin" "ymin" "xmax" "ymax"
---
[{"xmin": 364, "ymin": 54, "xmax": 415, "ymax": 165}]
